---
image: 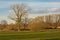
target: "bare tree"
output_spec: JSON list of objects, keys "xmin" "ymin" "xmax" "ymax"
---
[
  {"xmin": 8, "ymin": 3, "xmax": 31, "ymax": 32},
  {"xmin": 1, "ymin": 20, "xmax": 7, "ymax": 26},
  {"xmin": 45, "ymin": 14, "xmax": 60, "ymax": 29},
  {"xmin": 53, "ymin": 14, "xmax": 60, "ymax": 29},
  {"xmin": 0, "ymin": 20, "xmax": 7, "ymax": 30},
  {"xmin": 22, "ymin": 13, "xmax": 28, "ymax": 30}
]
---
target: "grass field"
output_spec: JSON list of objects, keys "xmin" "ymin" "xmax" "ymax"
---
[{"xmin": 0, "ymin": 30, "xmax": 60, "ymax": 40}]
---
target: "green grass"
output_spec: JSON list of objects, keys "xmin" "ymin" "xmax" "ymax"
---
[{"xmin": 0, "ymin": 30, "xmax": 60, "ymax": 40}]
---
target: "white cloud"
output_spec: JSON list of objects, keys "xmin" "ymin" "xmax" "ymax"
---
[
  {"xmin": 0, "ymin": 1, "xmax": 60, "ymax": 23},
  {"xmin": 30, "ymin": 8, "xmax": 60, "ymax": 14}
]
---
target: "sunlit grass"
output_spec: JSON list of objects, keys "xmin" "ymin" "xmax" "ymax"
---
[{"xmin": 0, "ymin": 30, "xmax": 60, "ymax": 40}]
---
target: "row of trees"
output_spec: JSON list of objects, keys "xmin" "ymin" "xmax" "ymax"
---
[
  {"xmin": 29, "ymin": 14, "xmax": 60, "ymax": 31},
  {"xmin": 0, "ymin": 3, "xmax": 60, "ymax": 31}
]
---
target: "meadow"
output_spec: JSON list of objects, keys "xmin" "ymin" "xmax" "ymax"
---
[{"xmin": 0, "ymin": 29, "xmax": 60, "ymax": 40}]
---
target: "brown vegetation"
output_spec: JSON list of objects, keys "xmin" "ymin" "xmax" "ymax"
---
[{"xmin": 0, "ymin": 3, "xmax": 60, "ymax": 32}]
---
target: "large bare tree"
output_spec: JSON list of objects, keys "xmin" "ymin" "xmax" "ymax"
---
[{"xmin": 8, "ymin": 3, "xmax": 31, "ymax": 31}]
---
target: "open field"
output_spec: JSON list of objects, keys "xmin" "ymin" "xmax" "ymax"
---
[{"xmin": 0, "ymin": 30, "xmax": 60, "ymax": 40}]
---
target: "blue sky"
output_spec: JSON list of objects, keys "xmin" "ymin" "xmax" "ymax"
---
[
  {"xmin": 0, "ymin": 0, "xmax": 60, "ymax": 2},
  {"xmin": 0, "ymin": 0, "xmax": 60, "ymax": 23}
]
